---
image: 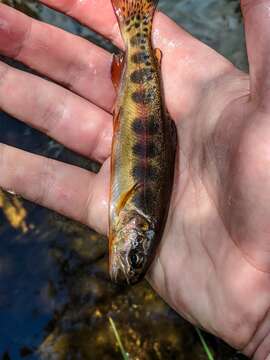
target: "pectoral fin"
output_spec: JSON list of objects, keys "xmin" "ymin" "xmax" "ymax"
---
[
  {"xmin": 115, "ymin": 183, "xmax": 141, "ymax": 216},
  {"xmin": 111, "ymin": 53, "xmax": 125, "ymax": 91}
]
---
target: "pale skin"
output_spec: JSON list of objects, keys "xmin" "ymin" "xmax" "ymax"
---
[{"xmin": 0, "ymin": 0, "xmax": 270, "ymax": 357}]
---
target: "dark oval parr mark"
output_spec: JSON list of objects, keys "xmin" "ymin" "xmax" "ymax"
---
[
  {"xmin": 131, "ymin": 52, "xmax": 149, "ymax": 64},
  {"xmin": 132, "ymin": 116, "xmax": 160, "ymax": 136},
  {"xmin": 130, "ymin": 34, "xmax": 147, "ymax": 46},
  {"xmin": 132, "ymin": 164, "xmax": 158, "ymax": 182},
  {"xmin": 130, "ymin": 68, "xmax": 154, "ymax": 84},
  {"xmin": 133, "ymin": 188, "xmax": 154, "ymax": 209},
  {"xmin": 132, "ymin": 90, "xmax": 154, "ymax": 105},
  {"xmin": 133, "ymin": 142, "xmax": 159, "ymax": 159}
]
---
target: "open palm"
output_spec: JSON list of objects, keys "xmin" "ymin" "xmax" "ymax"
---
[{"xmin": 0, "ymin": 1, "xmax": 270, "ymax": 358}]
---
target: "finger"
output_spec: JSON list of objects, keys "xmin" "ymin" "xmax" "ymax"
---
[
  {"xmin": 0, "ymin": 62, "xmax": 112, "ymax": 163},
  {"xmin": 0, "ymin": 143, "xmax": 108, "ymax": 234},
  {"xmin": 0, "ymin": 4, "xmax": 114, "ymax": 112},
  {"xmin": 40, "ymin": 0, "xmax": 233, "ymax": 120},
  {"xmin": 40, "ymin": 0, "xmax": 121, "ymax": 46},
  {"xmin": 241, "ymin": 0, "xmax": 270, "ymax": 105}
]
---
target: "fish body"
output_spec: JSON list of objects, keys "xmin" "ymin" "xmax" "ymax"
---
[{"xmin": 109, "ymin": 0, "xmax": 177, "ymax": 284}]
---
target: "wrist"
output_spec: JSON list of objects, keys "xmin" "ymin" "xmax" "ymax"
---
[{"xmin": 243, "ymin": 309, "xmax": 270, "ymax": 359}]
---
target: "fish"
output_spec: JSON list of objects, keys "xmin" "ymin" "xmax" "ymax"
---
[{"xmin": 109, "ymin": 0, "xmax": 177, "ymax": 285}]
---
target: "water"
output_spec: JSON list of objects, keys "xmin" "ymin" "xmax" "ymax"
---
[{"xmin": 0, "ymin": 1, "xmax": 248, "ymax": 359}]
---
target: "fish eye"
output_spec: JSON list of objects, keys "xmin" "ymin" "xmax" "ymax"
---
[{"xmin": 129, "ymin": 251, "xmax": 144, "ymax": 269}]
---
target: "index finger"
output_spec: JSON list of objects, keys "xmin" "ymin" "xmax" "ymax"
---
[
  {"xmin": 40, "ymin": 0, "xmax": 234, "ymax": 121},
  {"xmin": 40, "ymin": 0, "xmax": 122, "ymax": 47}
]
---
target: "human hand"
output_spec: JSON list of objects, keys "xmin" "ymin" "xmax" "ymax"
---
[{"xmin": 0, "ymin": 1, "xmax": 269, "ymax": 358}]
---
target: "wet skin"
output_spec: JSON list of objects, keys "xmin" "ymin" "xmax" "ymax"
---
[
  {"xmin": 109, "ymin": 0, "xmax": 176, "ymax": 285},
  {"xmin": 0, "ymin": 0, "xmax": 270, "ymax": 358}
]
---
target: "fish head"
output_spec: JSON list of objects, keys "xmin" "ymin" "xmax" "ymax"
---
[{"xmin": 109, "ymin": 211, "xmax": 156, "ymax": 285}]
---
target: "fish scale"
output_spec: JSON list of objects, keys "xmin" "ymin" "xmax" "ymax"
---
[{"xmin": 109, "ymin": 0, "xmax": 177, "ymax": 284}]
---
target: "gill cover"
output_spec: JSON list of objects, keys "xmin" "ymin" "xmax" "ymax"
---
[{"xmin": 110, "ymin": 211, "xmax": 156, "ymax": 284}]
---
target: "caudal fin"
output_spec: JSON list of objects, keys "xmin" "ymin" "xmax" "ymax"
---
[{"xmin": 111, "ymin": 0, "xmax": 158, "ymax": 28}]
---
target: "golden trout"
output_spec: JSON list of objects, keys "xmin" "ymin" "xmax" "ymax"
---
[{"xmin": 109, "ymin": 0, "xmax": 177, "ymax": 284}]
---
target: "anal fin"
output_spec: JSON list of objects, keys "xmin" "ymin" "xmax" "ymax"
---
[
  {"xmin": 111, "ymin": 53, "xmax": 125, "ymax": 91},
  {"xmin": 154, "ymin": 48, "xmax": 162, "ymax": 66}
]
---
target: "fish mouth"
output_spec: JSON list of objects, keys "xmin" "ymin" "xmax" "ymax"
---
[
  {"xmin": 110, "ymin": 254, "xmax": 145, "ymax": 285},
  {"xmin": 110, "ymin": 254, "xmax": 131, "ymax": 285}
]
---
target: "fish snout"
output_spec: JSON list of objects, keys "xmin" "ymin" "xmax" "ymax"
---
[
  {"xmin": 109, "ymin": 253, "xmax": 143, "ymax": 285},
  {"xmin": 109, "ymin": 251, "xmax": 130, "ymax": 285}
]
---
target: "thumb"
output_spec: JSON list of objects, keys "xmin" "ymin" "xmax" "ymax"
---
[{"xmin": 241, "ymin": 0, "xmax": 270, "ymax": 109}]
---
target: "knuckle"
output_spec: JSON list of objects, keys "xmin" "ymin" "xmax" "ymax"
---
[
  {"xmin": 0, "ymin": 5, "xmax": 32, "ymax": 59},
  {"xmin": 13, "ymin": 17, "xmax": 33, "ymax": 60},
  {"xmin": 96, "ymin": 125, "xmax": 113, "ymax": 162},
  {"xmin": 0, "ymin": 63, "xmax": 10, "ymax": 88},
  {"xmin": 64, "ymin": 58, "xmax": 88, "ymax": 92},
  {"xmin": 35, "ymin": 157, "xmax": 56, "ymax": 205},
  {"xmin": 0, "ymin": 143, "xmax": 12, "ymax": 172},
  {"xmin": 39, "ymin": 97, "xmax": 66, "ymax": 135}
]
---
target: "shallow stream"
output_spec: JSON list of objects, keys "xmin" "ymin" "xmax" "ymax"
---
[{"xmin": 0, "ymin": 1, "xmax": 248, "ymax": 359}]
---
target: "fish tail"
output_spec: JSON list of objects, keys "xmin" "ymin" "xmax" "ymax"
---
[{"xmin": 111, "ymin": 0, "xmax": 158, "ymax": 31}]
